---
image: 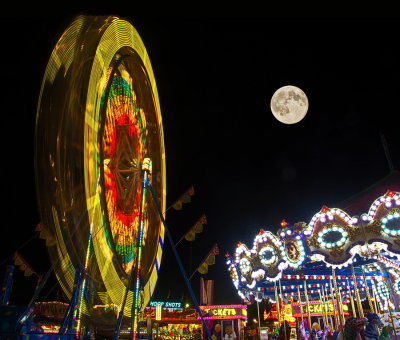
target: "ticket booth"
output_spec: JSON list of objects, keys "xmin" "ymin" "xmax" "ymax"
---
[{"xmin": 199, "ymin": 305, "xmax": 247, "ymax": 340}]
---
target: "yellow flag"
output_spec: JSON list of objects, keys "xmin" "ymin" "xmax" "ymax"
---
[
  {"xmin": 13, "ymin": 252, "xmax": 38, "ymax": 277},
  {"xmin": 35, "ymin": 222, "xmax": 56, "ymax": 246},
  {"xmin": 172, "ymin": 201, "xmax": 183, "ymax": 210},
  {"xmin": 198, "ymin": 262, "xmax": 209, "ymax": 275},
  {"xmin": 172, "ymin": 186, "xmax": 195, "ymax": 210},
  {"xmin": 184, "ymin": 231, "xmax": 196, "ymax": 241},
  {"xmin": 183, "ymin": 214, "xmax": 207, "ymax": 242},
  {"xmin": 196, "ymin": 244, "xmax": 219, "ymax": 274}
]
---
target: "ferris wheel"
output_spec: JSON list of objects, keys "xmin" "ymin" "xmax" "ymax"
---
[{"xmin": 34, "ymin": 15, "xmax": 166, "ymax": 317}]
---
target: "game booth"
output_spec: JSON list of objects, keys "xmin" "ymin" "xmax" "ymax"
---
[{"xmin": 199, "ymin": 305, "xmax": 247, "ymax": 340}]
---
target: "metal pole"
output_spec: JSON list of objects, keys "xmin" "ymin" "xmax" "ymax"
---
[
  {"xmin": 377, "ymin": 265, "xmax": 398, "ymax": 340},
  {"xmin": 274, "ymin": 282, "xmax": 281, "ymax": 327},
  {"xmin": 329, "ymin": 279, "xmax": 338, "ymax": 330},
  {"xmin": 132, "ymin": 159, "xmax": 152, "ymax": 340},
  {"xmin": 350, "ymin": 264, "xmax": 364, "ymax": 318},
  {"xmin": 331, "ymin": 268, "xmax": 345, "ymax": 329},
  {"xmin": 279, "ymin": 280, "xmax": 287, "ymax": 340},
  {"xmin": 346, "ymin": 279, "xmax": 356, "ymax": 318},
  {"xmin": 303, "ymin": 280, "xmax": 312, "ymax": 335},
  {"xmin": 297, "ymin": 286, "xmax": 304, "ymax": 326},
  {"xmin": 257, "ymin": 299, "xmax": 261, "ymax": 340},
  {"xmin": 361, "ymin": 266, "xmax": 375, "ymax": 313},
  {"xmin": 318, "ymin": 289, "xmax": 328, "ymax": 329}
]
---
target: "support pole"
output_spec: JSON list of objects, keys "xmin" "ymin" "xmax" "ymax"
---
[
  {"xmin": 274, "ymin": 282, "xmax": 281, "ymax": 327},
  {"xmin": 279, "ymin": 280, "xmax": 287, "ymax": 340},
  {"xmin": 256, "ymin": 298, "xmax": 261, "ymax": 340},
  {"xmin": 147, "ymin": 181, "xmax": 212, "ymax": 340},
  {"xmin": 303, "ymin": 280, "xmax": 312, "ymax": 335},
  {"xmin": 59, "ymin": 265, "xmax": 84, "ymax": 335},
  {"xmin": 16, "ymin": 265, "xmax": 54, "ymax": 335},
  {"xmin": 318, "ymin": 289, "xmax": 328, "ymax": 329},
  {"xmin": 297, "ymin": 286, "xmax": 304, "ymax": 326},
  {"xmin": 350, "ymin": 264, "xmax": 364, "ymax": 318},
  {"xmin": 361, "ymin": 266, "xmax": 375, "ymax": 313},
  {"xmin": 132, "ymin": 159, "xmax": 152, "ymax": 340},
  {"xmin": 370, "ymin": 281, "xmax": 379, "ymax": 314},
  {"xmin": 0, "ymin": 265, "xmax": 14, "ymax": 306},
  {"xmin": 329, "ymin": 279, "xmax": 338, "ymax": 330},
  {"xmin": 331, "ymin": 268, "xmax": 345, "ymax": 329},
  {"xmin": 346, "ymin": 279, "xmax": 356, "ymax": 318},
  {"xmin": 377, "ymin": 265, "xmax": 398, "ymax": 340},
  {"xmin": 322, "ymin": 285, "xmax": 334, "ymax": 332}
]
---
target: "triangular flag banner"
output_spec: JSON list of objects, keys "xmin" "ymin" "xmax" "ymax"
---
[
  {"xmin": 193, "ymin": 223, "xmax": 203, "ymax": 233},
  {"xmin": 13, "ymin": 252, "xmax": 39, "ymax": 277},
  {"xmin": 172, "ymin": 186, "xmax": 195, "ymax": 210},
  {"xmin": 206, "ymin": 255, "xmax": 215, "ymax": 266},
  {"xmin": 35, "ymin": 222, "xmax": 56, "ymax": 247},
  {"xmin": 197, "ymin": 262, "xmax": 209, "ymax": 275},
  {"xmin": 172, "ymin": 201, "xmax": 183, "ymax": 210},
  {"xmin": 184, "ymin": 214, "xmax": 207, "ymax": 242},
  {"xmin": 196, "ymin": 244, "xmax": 219, "ymax": 275},
  {"xmin": 184, "ymin": 231, "xmax": 196, "ymax": 242}
]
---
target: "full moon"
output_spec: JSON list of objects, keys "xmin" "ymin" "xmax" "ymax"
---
[{"xmin": 270, "ymin": 85, "xmax": 309, "ymax": 124}]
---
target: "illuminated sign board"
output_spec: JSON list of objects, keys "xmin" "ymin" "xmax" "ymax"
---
[
  {"xmin": 291, "ymin": 301, "xmax": 349, "ymax": 317},
  {"xmin": 199, "ymin": 305, "xmax": 247, "ymax": 320},
  {"xmin": 149, "ymin": 301, "xmax": 182, "ymax": 308}
]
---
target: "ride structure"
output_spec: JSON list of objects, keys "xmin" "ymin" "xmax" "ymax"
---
[
  {"xmin": 226, "ymin": 189, "xmax": 400, "ymax": 336},
  {"xmin": 11, "ymin": 15, "xmax": 214, "ymax": 340},
  {"xmin": 31, "ymin": 15, "xmax": 166, "ymax": 339}
]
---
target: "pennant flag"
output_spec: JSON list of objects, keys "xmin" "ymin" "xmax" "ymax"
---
[
  {"xmin": 13, "ymin": 252, "xmax": 39, "ymax": 277},
  {"xmin": 35, "ymin": 222, "xmax": 56, "ymax": 247},
  {"xmin": 184, "ymin": 214, "xmax": 207, "ymax": 241},
  {"xmin": 172, "ymin": 186, "xmax": 195, "ymax": 210},
  {"xmin": 197, "ymin": 244, "xmax": 219, "ymax": 275}
]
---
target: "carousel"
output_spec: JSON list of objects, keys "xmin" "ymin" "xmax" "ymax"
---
[{"xmin": 227, "ymin": 188, "xmax": 400, "ymax": 339}]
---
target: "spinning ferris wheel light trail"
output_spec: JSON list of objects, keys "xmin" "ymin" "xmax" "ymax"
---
[{"xmin": 34, "ymin": 15, "xmax": 166, "ymax": 338}]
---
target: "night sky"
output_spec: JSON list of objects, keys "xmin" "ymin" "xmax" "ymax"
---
[{"xmin": 1, "ymin": 14, "xmax": 400, "ymax": 312}]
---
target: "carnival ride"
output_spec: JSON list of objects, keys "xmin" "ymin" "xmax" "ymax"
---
[
  {"xmin": 227, "ymin": 188, "xmax": 400, "ymax": 338},
  {"xmin": 2, "ymin": 15, "xmax": 215, "ymax": 340},
  {"xmin": 31, "ymin": 15, "xmax": 166, "ymax": 338}
]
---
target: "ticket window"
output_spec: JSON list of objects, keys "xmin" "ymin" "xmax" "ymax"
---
[{"xmin": 222, "ymin": 321, "xmax": 237, "ymax": 340}]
